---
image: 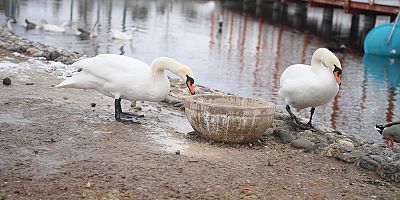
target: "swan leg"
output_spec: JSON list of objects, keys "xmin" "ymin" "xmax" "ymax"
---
[
  {"xmin": 306, "ymin": 108, "xmax": 317, "ymax": 132},
  {"xmin": 114, "ymin": 98, "xmax": 141, "ymax": 124},
  {"xmin": 286, "ymin": 105, "xmax": 317, "ymax": 132},
  {"xmin": 286, "ymin": 105, "xmax": 301, "ymax": 125}
]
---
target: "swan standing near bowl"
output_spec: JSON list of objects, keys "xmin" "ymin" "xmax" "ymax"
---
[
  {"xmin": 38, "ymin": 20, "xmax": 69, "ymax": 32},
  {"xmin": 56, "ymin": 54, "xmax": 196, "ymax": 123},
  {"xmin": 110, "ymin": 27, "xmax": 138, "ymax": 40},
  {"xmin": 278, "ymin": 48, "xmax": 342, "ymax": 131},
  {"xmin": 375, "ymin": 121, "xmax": 400, "ymax": 149}
]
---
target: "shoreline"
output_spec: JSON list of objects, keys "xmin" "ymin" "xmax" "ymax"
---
[{"xmin": 1, "ymin": 29, "xmax": 399, "ymax": 199}]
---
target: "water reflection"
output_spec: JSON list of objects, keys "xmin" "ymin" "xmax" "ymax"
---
[
  {"xmin": 1, "ymin": 0, "xmax": 399, "ymax": 143},
  {"xmin": 362, "ymin": 54, "xmax": 400, "ymax": 123}
]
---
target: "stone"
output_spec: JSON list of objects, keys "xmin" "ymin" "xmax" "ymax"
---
[
  {"xmin": 305, "ymin": 142, "xmax": 327, "ymax": 154},
  {"xmin": 3, "ymin": 77, "xmax": 11, "ymax": 85},
  {"xmin": 359, "ymin": 156, "xmax": 379, "ymax": 170},
  {"xmin": 46, "ymin": 51, "xmax": 61, "ymax": 61},
  {"xmin": 334, "ymin": 152, "xmax": 359, "ymax": 163},
  {"xmin": 26, "ymin": 47, "xmax": 39, "ymax": 55},
  {"xmin": 291, "ymin": 138, "xmax": 313, "ymax": 149},
  {"xmin": 273, "ymin": 129, "xmax": 294, "ymax": 144}
]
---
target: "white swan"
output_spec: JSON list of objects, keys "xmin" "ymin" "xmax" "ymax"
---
[
  {"xmin": 56, "ymin": 54, "xmax": 196, "ymax": 123},
  {"xmin": 278, "ymin": 48, "xmax": 342, "ymax": 131},
  {"xmin": 38, "ymin": 20, "xmax": 69, "ymax": 32},
  {"xmin": 6, "ymin": 18, "xmax": 15, "ymax": 32},
  {"xmin": 375, "ymin": 121, "xmax": 400, "ymax": 149},
  {"xmin": 110, "ymin": 27, "xmax": 138, "ymax": 40}
]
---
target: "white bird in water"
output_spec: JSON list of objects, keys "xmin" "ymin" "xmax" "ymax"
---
[
  {"xmin": 56, "ymin": 54, "xmax": 196, "ymax": 123},
  {"xmin": 5, "ymin": 18, "xmax": 15, "ymax": 33},
  {"xmin": 278, "ymin": 48, "xmax": 342, "ymax": 131},
  {"xmin": 375, "ymin": 121, "xmax": 400, "ymax": 149},
  {"xmin": 38, "ymin": 20, "xmax": 69, "ymax": 32},
  {"xmin": 110, "ymin": 27, "xmax": 139, "ymax": 40}
]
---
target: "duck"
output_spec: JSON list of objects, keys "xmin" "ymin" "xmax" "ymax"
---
[
  {"xmin": 76, "ymin": 22, "xmax": 99, "ymax": 40},
  {"xmin": 5, "ymin": 18, "xmax": 15, "ymax": 33},
  {"xmin": 38, "ymin": 20, "xmax": 69, "ymax": 32},
  {"xmin": 327, "ymin": 44, "xmax": 347, "ymax": 53},
  {"xmin": 278, "ymin": 48, "xmax": 342, "ymax": 131},
  {"xmin": 55, "ymin": 54, "xmax": 196, "ymax": 123},
  {"xmin": 24, "ymin": 18, "xmax": 36, "ymax": 30},
  {"xmin": 375, "ymin": 121, "xmax": 400, "ymax": 149},
  {"xmin": 110, "ymin": 27, "xmax": 138, "ymax": 40}
]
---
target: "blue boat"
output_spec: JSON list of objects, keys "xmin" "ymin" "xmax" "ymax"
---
[{"xmin": 364, "ymin": 13, "xmax": 400, "ymax": 57}]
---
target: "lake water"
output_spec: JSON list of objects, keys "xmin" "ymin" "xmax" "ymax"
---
[{"xmin": 1, "ymin": 0, "xmax": 399, "ymax": 143}]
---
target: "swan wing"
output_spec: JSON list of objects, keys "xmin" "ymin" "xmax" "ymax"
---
[{"xmin": 57, "ymin": 54, "xmax": 150, "ymax": 89}]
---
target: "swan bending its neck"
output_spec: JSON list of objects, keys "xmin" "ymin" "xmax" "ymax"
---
[
  {"xmin": 310, "ymin": 48, "xmax": 342, "ymax": 85},
  {"xmin": 151, "ymin": 57, "xmax": 195, "ymax": 94}
]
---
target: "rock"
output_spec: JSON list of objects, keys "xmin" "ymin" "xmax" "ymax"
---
[
  {"xmin": 3, "ymin": 77, "xmax": 11, "ymax": 85},
  {"xmin": 273, "ymin": 129, "xmax": 294, "ymax": 144},
  {"xmin": 291, "ymin": 138, "xmax": 313, "ymax": 149},
  {"xmin": 26, "ymin": 47, "xmax": 40, "ymax": 55},
  {"xmin": 359, "ymin": 156, "xmax": 379, "ymax": 170},
  {"xmin": 334, "ymin": 152, "xmax": 360, "ymax": 163},
  {"xmin": 46, "ymin": 51, "xmax": 61, "ymax": 61},
  {"xmin": 25, "ymin": 82, "xmax": 34, "ymax": 85},
  {"xmin": 338, "ymin": 139, "xmax": 355, "ymax": 148},
  {"xmin": 173, "ymin": 102, "xmax": 183, "ymax": 107},
  {"xmin": 175, "ymin": 150, "xmax": 180, "ymax": 155},
  {"xmin": 305, "ymin": 142, "xmax": 327, "ymax": 154},
  {"xmin": 90, "ymin": 103, "xmax": 96, "ymax": 108}
]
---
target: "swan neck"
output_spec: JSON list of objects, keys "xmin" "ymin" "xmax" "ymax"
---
[
  {"xmin": 151, "ymin": 58, "xmax": 184, "ymax": 79},
  {"xmin": 311, "ymin": 50, "xmax": 323, "ymax": 69}
]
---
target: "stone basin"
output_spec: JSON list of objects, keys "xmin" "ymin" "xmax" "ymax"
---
[{"xmin": 184, "ymin": 94, "xmax": 275, "ymax": 143}]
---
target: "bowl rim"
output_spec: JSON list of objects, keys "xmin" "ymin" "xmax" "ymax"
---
[{"xmin": 184, "ymin": 94, "xmax": 275, "ymax": 110}]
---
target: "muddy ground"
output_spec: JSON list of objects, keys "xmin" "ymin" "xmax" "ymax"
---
[{"xmin": 0, "ymin": 48, "xmax": 400, "ymax": 200}]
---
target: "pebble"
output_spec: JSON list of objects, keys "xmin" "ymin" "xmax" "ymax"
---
[
  {"xmin": 334, "ymin": 152, "xmax": 359, "ymax": 163},
  {"xmin": 291, "ymin": 138, "xmax": 314, "ymax": 149},
  {"xmin": 273, "ymin": 129, "xmax": 294, "ymax": 144},
  {"xmin": 90, "ymin": 103, "xmax": 96, "ymax": 108},
  {"xmin": 3, "ymin": 77, "xmax": 11, "ymax": 85}
]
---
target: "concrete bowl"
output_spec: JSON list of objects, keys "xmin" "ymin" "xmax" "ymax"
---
[{"xmin": 184, "ymin": 94, "xmax": 275, "ymax": 143}]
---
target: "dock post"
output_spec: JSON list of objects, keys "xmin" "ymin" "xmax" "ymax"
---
[
  {"xmin": 293, "ymin": 3, "xmax": 307, "ymax": 31},
  {"xmin": 349, "ymin": 14, "xmax": 360, "ymax": 43},
  {"xmin": 321, "ymin": 7, "xmax": 334, "ymax": 37}
]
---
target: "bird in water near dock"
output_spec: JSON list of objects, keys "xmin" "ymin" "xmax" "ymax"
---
[
  {"xmin": 327, "ymin": 44, "xmax": 347, "ymax": 53},
  {"xmin": 5, "ymin": 18, "xmax": 15, "ymax": 33},
  {"xmin": 24, "ymin": 18, "xmax": 36, "ymax": 30},
  {"xmin": 76, "ymin": 22, "xmax": 99, "ymax": 40},
  {"xmin": 38, "ymin": 20, "xmax": 69, "ymax": 32},
  {"xmin": 56, "ymin": 55, "xmax": 196, "ymax": 123},
  {"xmin": 278, "ymin": 48, "xmax": 342, "ymax": 131},
  {"xmin": 375, "ymin": 121, "xmax": 400, "ymax": 149},
  {"xmin": 110, "ymin": 27, "xmax": 138, "ymax": 40}
]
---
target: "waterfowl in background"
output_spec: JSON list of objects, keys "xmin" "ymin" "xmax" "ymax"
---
[
  {"xmin": 56, "ymin": 54, "xmax": 196, "ymax": 123},
  {"xmin": 375, "ymin": 121, "xmax": 400, "ymax": 149},
  {"xmin": 111, "ymin": 27, "xmax": 138, "ymax": 40},
  {"xmin": 76, "ymin": 22, "xmax": 99, "ymax": 40},
  {"xmin": 5, "ymin": 18, "xmax": 15, "ymax": 33},
  {"xmin": 38, "ymin": 20, "xmax": 69, "ymax": 32},
  {"xmin": 278, "ymin": 48, "xmax": 342, "ymax": 131},
  {"xmin": 24, "ymin": 18, "xmax": 36, "ymax": 30}
]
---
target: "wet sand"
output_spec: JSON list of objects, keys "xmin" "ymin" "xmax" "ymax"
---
[{"xmin": 1, "ymin": 46, "xmax": 400, "ymax": 199}]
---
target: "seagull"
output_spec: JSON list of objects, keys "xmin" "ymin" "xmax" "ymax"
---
[{"xmin": 375, "ymin": 121, "xmax": 400, "ymax": 149}]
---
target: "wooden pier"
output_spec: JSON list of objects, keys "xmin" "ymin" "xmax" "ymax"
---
[{"xmin": 252, "ymin": 0, "xmax": 400, "ymax": 15}]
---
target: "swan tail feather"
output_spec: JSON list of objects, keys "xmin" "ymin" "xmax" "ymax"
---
[{"xmin": 55, "ymin": 73, "xmax": 98, "ymax": 89}]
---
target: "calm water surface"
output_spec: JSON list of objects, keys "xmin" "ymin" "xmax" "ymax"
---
[{"xmin": 2, "ymin": 0, "xmax": 399, "ymax": 143}]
